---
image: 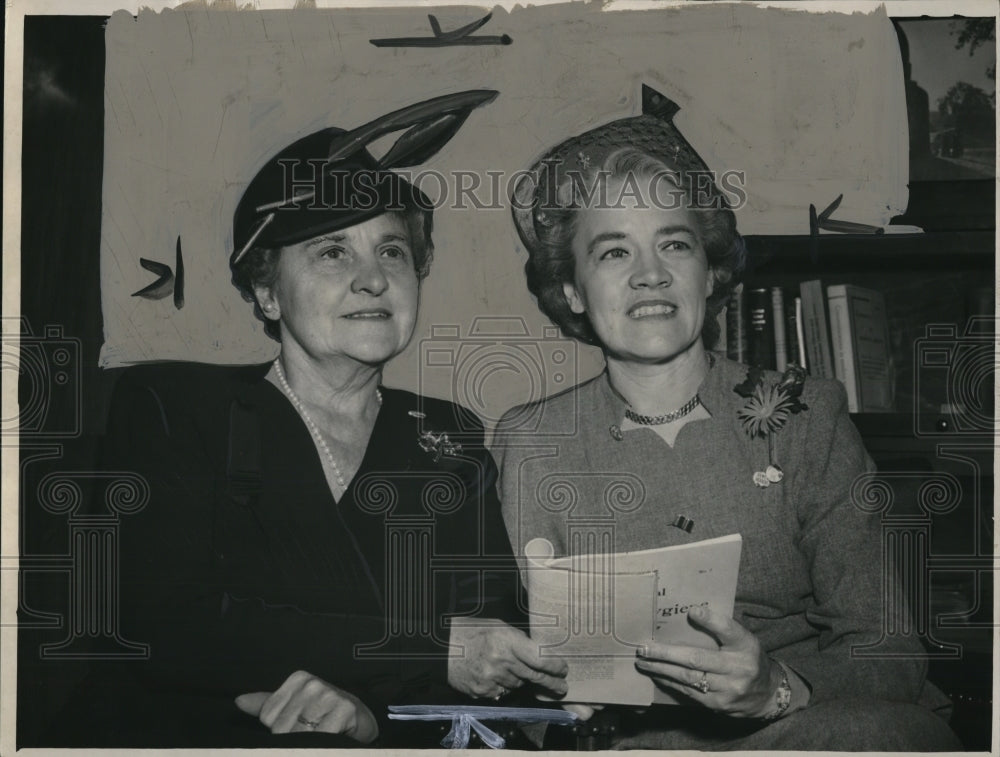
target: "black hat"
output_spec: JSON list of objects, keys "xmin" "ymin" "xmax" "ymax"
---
[{"xmin": 232, "ymin": 89, "xmax": 498, "ymax": 265}]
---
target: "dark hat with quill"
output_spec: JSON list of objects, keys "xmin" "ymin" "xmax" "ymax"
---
[{"xmin": 232, "ymin": 89, "xmax": 498, "ymax": 265}]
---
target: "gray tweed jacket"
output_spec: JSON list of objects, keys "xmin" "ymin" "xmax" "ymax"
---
[{"xmin": 491, "ymin": 353, "xmax": 945, "ymax": 709}]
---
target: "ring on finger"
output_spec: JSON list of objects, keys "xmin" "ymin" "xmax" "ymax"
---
[
  {"xmin": 493, "ymin": 686, "xmax": 509, "ymax": 701},
  {"xmin": 693, "ymin": 672, "xmax": 710, "ymax": 694},
  {"xmin": 297, "ymin": 714, "xmax": 321, "ymax": 730}
]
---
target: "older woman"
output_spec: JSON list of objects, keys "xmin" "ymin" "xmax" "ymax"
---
[
  {"xmin": 85, "ymin": 92, "xmax": 566, "ymax": 748},
  {"xmin": 492, "ymin": 89, "xmax": 960, "ymax": 750}
]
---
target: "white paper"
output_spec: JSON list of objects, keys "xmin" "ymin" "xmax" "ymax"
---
[{"xmin": 524, "ymin": 533, "xmax": 742, "ymax": 705}]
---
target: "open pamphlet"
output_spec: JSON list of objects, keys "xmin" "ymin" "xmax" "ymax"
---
[{"xmin": 524, "ymin": 534, "xmax": 742, "ymax": 706}]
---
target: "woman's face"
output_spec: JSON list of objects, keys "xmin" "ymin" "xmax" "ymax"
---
[
  {"xmin": 256, "ymin": 213, "xmax": 420, "ymax": 367},
  {"xmin": 563, "ymin": 177, "xmax": 714, "ymax": 366}
]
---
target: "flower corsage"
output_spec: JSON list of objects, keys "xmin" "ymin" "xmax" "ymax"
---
[
  {"xmin": 734, "ymin": 364, "xmax": 808, "ymax": 488},
  {"xmin": 417, "ymin": 428, "xmax": 463, "ymax": 462}
]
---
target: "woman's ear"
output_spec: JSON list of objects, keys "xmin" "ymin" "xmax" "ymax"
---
[
  {"xmin": 255, "ymin": 286, "xmax": 281, "ymax": 321},
  {"xmin": 705, "ymin": 267, "xmax": 718, "ymax": 299},
  {"xmin": 562, "ymin": 281, "xmax": 586, "ymax": 315}
]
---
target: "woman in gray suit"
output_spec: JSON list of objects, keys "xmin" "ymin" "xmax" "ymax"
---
[{"xmin": 492, "ymin": 91, "xmax": 959, "ymax": 750}]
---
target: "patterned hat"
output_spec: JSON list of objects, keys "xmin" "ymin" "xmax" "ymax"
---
[
  {"xmin": 232, "ymin": 89, "xmax": 498, "ymax": 265},
  {"xmin": 511, "ymin": 85, "xmax": 719, "ymax": 253}
]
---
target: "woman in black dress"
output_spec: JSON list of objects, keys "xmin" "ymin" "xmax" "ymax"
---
[{"xmin": 90, "ymin": 91, "xmax": 566, "ymax": 747}]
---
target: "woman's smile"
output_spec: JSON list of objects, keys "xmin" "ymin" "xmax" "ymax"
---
[
  {"xmin": 342, "ymin": 308, "xmax": 392, "ymax": 319},
  {"xmin": 627, "ymin": 299, "xmax": 678, "ymax": 319}
]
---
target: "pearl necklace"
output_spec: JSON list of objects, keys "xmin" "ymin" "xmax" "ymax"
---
[
  {"xmin": 625, "ymin": 394, "xmax": 701, "ymax": 426},
  {"xmin": 273, "ymin": 359, "xmax": 382, "ymax": 491}
]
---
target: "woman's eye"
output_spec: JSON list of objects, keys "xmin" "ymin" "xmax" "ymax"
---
[
  {"xmin": 380, "ymin": 245, "xmax": 408, "ymax": 260},
  {"xmin": 319, "ymin": 247, "xmax": 346, "ymax": 259},
  {"xmin": 600, "ymin": 247, "xmax": 629, "ymax": 260},
  {"xmin": 661, "ymin": 240, "xmax": 691, "ymax": 253}
]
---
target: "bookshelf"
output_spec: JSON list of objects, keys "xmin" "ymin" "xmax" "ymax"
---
[
  {"xmin": 739, "ymin": 229, "xmax": 994, "ymax": 750},
  {"xmin": 738, "ymin": 230, "xmax": 994, "ymax": 421}
]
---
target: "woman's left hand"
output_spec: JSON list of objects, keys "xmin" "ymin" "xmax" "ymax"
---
[
  {"xmin": 235, "ymin": 670, "xmax": 379, "ymax": 742},
  {"xmin": 634, "ymin": 606, "xmax": 782, "ymax": 718}
]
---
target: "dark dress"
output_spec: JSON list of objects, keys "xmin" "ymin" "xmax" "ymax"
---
[{"xmin": 67, "ymin": 362, "xmax": 523, "ymax": 747}]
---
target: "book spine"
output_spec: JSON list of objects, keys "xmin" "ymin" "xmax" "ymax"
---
[
  {"xmin": 827, "ymin": 290, "xmax": 860, "ymax": 412},
  {"xmin": 747, "ymin": 287, "xmax": 776, "ymax": 370},
  {"xmin": 784, "ymin": 294, "xmax": 801, "ymax": 368},
  {"xmin": 726, "ymin": 287, "xmax": 748, "ymax": 363},
  {"xmin": 845, "ymin": 287, "xmax": 894, "ymax": 412},
  {"xmin": 794, "ymin": 297, "xmax": 807, "ymax": 369},
  {"xmin": 799, "ymin": 280, "xmax": 834, "ymax": 378},
  {"xmin": 771, "ymin": 287, "xmax": 788, "ymax": 372}
]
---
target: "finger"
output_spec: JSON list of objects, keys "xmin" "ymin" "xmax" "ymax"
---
[
  {"xmin": 506, "ymin": 658, "xmax": 569, "ymax": 696},
  {"xmin": 635, "ymin": 657, "xmax": 719, "ymax": 693},
  {"xmin": 272, "ymin": 676, "xmax": 327, "ymax": 733},
  {"xmin": 493, "ymin": 668, "xmax": 524, "ymax": 691},
  {"xmin": 474, "ymin": 675, "xmax": 514, "ymax": 700},
  {"xmin": 259, "ymin": 671, "xmax": 310, "ymax": 728},
  {"xmin": 458, "ymin": 659, "xmax": 511, "ymax": 699},
  {"xmin": 508, "ymin": 636, "xmax": 569, "ymax": 677},
  {"xmin": 562, "ymin": 703, "xmax": 596, "ymax": 721},
  {"xmin": 270, "ymin": 701, "xmax": 302, "ymax": 734},
  {"xmin": 468, "ymin": 672, "xmax": 502, "ymax": 700},
  {"xmin": 686, "ymin": 606, "xmax": 747, "ymax": 647},
  {"xmin": 471, "ymin": 658, "xmax": 521, "ymax": 690},
  {"xmin": 290, "ymin": 712, "xmax": 325, "ymax": 734},
  {"xmin": 290, "ymin": 692, "xmax": 340, "ymax": 735},
  {"xmin": 635, "ymin": 657, "xmax": 700, "ymax": 684},
  {"xmin": 317, "ymin": 701, "xmax": 353, "ymax": 735},
  {"xmin": 235, "ymin": 692, "xmax": 269, "ymax": 717},
  {"xmin": 639, "ymin": 642, "xmax": 725, "ymax": 674}
]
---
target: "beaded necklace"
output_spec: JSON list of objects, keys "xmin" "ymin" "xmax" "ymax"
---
[
  {"xmin": 273, "ymin": 359, "xmax": 382, "ymax": 490},
  {"xmin": 624, "ymin": 394, "xmax": 701, "ymax": 426}
]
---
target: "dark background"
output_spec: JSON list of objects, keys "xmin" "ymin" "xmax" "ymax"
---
[{"xmin": 18, "ymin": 15, "xmax": 112, "ymax": 747}]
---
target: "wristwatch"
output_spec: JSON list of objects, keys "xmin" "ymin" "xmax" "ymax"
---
[{"xmin": 762, "ymin": 661, "xmax": 792, "ymax": 720}]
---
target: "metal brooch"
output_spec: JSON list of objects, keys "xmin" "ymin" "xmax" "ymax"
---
[{"xmin": 418, "ymin": 430, "xmax": 463, "ymax": 462}]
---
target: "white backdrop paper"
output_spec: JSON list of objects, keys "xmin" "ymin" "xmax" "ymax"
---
[{"xmin": 99, "ymin": 2, "xmax": 907, "ymax": 420}]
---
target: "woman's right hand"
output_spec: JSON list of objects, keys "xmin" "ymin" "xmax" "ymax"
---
[
  {"xmin": 447, "ymin": 617, "xmax": 569, "ymax": 700},
  {"xmin": 235, "ymin": 670, "xmax": 378, "ymax": 743}
]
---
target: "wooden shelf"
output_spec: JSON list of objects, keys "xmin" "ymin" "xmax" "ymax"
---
[{"xmin": 743, "ymin": 230, "xmax": 995, "ymax": 275}]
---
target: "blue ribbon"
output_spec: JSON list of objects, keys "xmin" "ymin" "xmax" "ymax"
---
[{"xmin": 388, "ymin": 705, "xmax": 579, "ymax": 749}]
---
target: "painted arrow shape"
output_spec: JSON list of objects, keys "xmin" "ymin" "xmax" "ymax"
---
[
  {"xmin": 370, "ymin": 13, "xmax": 512, "ymax": 48},
  {"xmin": 131, "ymin": 236, "xmax": 186, "ymax": 307}
]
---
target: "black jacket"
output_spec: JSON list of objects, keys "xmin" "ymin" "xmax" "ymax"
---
[{"xmin": 70, "ymin": 362, "xmax": 523, "ymax": 747}]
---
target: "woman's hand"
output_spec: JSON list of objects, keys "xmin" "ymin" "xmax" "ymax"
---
[
  {"xmin": 561, "ymin": 703, "xmax": 604, "ymax": 721},
  {"xmin": 448, "ymin": 617, "xmax": 569, "ymax": 700},
  {"xmin": 235, "ymin": 670, "xmax": 379, "ymax": 742},
  {"xmin": 634, "ymin": 606, "xmax": 785, "ymax": 718}
]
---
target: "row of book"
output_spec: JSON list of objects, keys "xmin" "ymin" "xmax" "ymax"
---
[{"xmin": 726, "ymin": 282, "xmax": 894, "ymax": 412}]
